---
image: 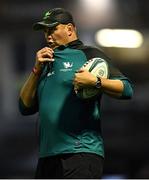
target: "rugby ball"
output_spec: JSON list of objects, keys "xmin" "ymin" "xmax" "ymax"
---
[{"xmin": 76, "ymin": 57, "xmax": 109, "ymax": 99}]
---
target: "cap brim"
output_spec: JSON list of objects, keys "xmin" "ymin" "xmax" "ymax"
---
[{"xmin": 33, "ymin": 21, "xmax": 59, "ymax": 31}]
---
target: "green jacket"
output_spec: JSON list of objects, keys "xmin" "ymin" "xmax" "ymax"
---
[{"xmin": 19, "ymin": 40, "xmax": 133, "ymax": 158}]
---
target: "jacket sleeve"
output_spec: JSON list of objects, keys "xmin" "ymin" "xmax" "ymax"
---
[
  {"xmin": 18, "ymin": 97, "xmax": 39, "ymax": 116},
  {"xmin": 120, "ymin": 79, "xmax": 133, "ymax": 99},
  {"xmin": 107, "ymin": 61, "xmax": 134, "ymax": 99}
]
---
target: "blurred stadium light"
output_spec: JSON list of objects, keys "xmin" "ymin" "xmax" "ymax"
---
[{"xmin": 95, "ymin": 29, "xmax": 143, "ymax": 48}]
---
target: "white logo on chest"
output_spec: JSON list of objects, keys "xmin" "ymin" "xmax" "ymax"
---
[
  {"xmin": 60, "ymin": 62, "xmax": 73, "ymax": 72},
  {"xmin": 63, "ymin": 62, "xmax": 73, "ymax": 68}
]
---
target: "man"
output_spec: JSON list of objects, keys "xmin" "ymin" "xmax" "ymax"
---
[{"xmin": 19, "ymin": 8, "xmax": 133, "ymax": 179}]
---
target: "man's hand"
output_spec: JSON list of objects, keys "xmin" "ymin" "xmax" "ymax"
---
[
  {"xmin": 73, "ymin": 69, "xmax": 97, "ymax": 90},
  {"xmin": 35, "ymin": 47, "xmax": 54, "ymax": 70}
]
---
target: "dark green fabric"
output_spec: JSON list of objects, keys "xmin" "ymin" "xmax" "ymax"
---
[
  {"xmin": 121, "ymin": 80, "xmax": 133, "ymax": 99},
  {"xmin": 19, "ymin": 98, "xmax": 38, "ymax": 115},
  {"xmin": 37, "ymin": 47, "xmax": 104, "ymax": 158}
]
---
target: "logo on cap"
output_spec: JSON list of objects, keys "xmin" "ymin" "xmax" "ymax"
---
[{"xmin": 44, "ymin": 11, "xmax": 52, "ymax": 19}]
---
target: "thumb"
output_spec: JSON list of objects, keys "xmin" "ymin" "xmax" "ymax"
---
[{"xmin": 77, "ymin": 68, "xmax": 85, "ymax": 73}]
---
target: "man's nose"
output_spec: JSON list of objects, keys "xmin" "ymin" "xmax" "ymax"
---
[{"xmin": 47, "ymin": 35, "xmax": 54, "ymax": 42}]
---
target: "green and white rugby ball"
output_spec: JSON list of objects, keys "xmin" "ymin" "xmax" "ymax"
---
[{"xmin": 77, "ymin": 57, "xmax": 109, "ymax": 99}]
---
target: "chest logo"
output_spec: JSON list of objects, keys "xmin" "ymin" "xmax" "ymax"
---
[
  {"xmin": 63, "ymin": 62, "xmax": 73, "ymax": 69},
  {"xmin": 60, "ymin": 62, "xmax": 73, "ymax": 72}
]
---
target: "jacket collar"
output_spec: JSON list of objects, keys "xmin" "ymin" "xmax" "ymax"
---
[{"xmin": 55, "ymin": 39, "xmax": 83, "ymax": 50}]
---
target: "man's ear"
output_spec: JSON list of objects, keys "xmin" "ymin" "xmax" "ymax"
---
[{"xmin": 67, "ymin": 23, "xmax": 74, "ymax": 36}]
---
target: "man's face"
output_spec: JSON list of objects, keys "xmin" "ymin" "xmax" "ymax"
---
[{"xmin": 44, "ymin": 24, "xmax": 70, "ymax": 49}]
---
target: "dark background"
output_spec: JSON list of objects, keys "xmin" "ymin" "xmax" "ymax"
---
[{"xmin": 0, "ymin": 0, "xmax": 149, "ymax": 178}]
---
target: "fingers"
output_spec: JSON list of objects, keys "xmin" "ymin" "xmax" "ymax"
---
[
  {"xmin": 73, "ymin": 69, "xmax": 96, "ymax": 89},
  {"xmin": 76, "ymin": 68, "xmax": 85, "ymax": 73},
  {"xmin": 74, "ymin": 84, "xmax": 79, "ymax": 94},
  {"xmin": 40, "ymin": 47, "xmax": 54, "ymax": 54},
  {"xmin": 36, "ymin": 47, "xmax": 54, "ymax": 63}
]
